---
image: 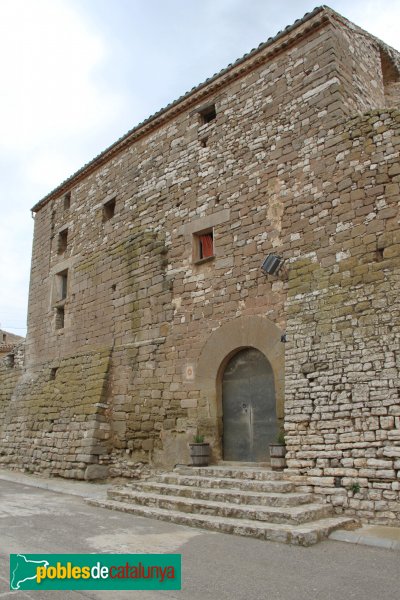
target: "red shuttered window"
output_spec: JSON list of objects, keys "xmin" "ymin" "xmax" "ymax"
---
[
  {"xmin": 199, "ymin": 233, "xmax": 214, "ymax": 259},
  {"xmin": 193, "ymin": 229, "xmax": 215, "ymax": 263}
]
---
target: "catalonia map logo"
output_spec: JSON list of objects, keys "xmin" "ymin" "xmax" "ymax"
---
[{"xmin": 10, "ymin": 553, "xmax": 181, "ymax": 591}]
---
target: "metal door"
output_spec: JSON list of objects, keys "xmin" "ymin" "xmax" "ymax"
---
[{"xmin": 222, "ymin": 348, "xmax": 277, "ymax": 462}]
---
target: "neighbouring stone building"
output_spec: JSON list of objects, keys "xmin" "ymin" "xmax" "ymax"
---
[
  {"xmin": 0, "ymin": 329, "xmax": 24, "ymax": 356},
  {"xmin": 1, "ymin": 6, "xmax": 399, "ymax": 524}
]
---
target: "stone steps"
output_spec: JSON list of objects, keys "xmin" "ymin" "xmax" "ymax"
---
[
  {"xmin": 157, "ymin": 474, "xmax": 294, "ymax": 493},
  {"xmin": 117, "ymin": 481, "xmax": 313, "ymax": 507},
  {"xmin": 87, "ymin": 498, "xmax": 357, "ymax": 547},
  {"xmin": 175, "ymin": 466, "xmax": 286, "ymax": 481},
  {"xmin": 109, "ymin": 488, "xmax": 327, "ymax": 523},
  {"xmin": 88, "ymin": 465, "xmax": 358, "ymax": 545}
]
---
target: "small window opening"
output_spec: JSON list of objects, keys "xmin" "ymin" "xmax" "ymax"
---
[
  {"xmin": 103, "ymin": 197, "xmax": 116, "ymax": 222},
  {"xmin": 60, "ymin": 271, "xmax": 68, "ymax": 300},
  {"xmin": 199, "ymin": 104, "xmax": 216, "ymax": 124},
  {"xmin": 57, "ymin": 229, "xmax": 68, "ymax": 254},
  {"xmin": 200, "ymin": 137, "xmax": 208, "ymax": 148},
  {"xmin": 375, "ymin": 248, "xmax": 384, "ymax": 262},
  {"xmin": 55, "ymin": 307, "xmax": 65, "ymax": 330},
  {"xmin": 2, "ymin": 333, "xmax": 6, "ymax": 343},
  {"xmin": 5, "ymin": 353, "xmax": 15, "ymax": 368},
  {"xmin": 194, "ymin": 230, "xmax": 214, "ymax": 262},
  {"xmin": 380, "ymin": 48, "xmax": 399, "ymax": 85},
  {"xmin": 64, "ymin": 192, "xmax": 71, "ymax": 211},
  {"xmin": 55, "ymin": 269, "xmax": 68, "ymax": 302},
  {"xmin": 50, "ymin": 367, "xmax": 58, "ymax": 380},
  {"xmin": 111, "ymin": 283, "xmax": 117, "ymax": 292}
]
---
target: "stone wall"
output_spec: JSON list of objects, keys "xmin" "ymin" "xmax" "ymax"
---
[
  {"xmin": 19, "ymin": 13, "xmax": 354, "ymax": 474},
  {"xmin": 0, "ymin": 342, "xmax": 25, "ymax": 433},
  {"xmin": 0, "ymin": 348, "xmax": 111, "ymax": 479},
  {"xmin": 284, "ymin": 108, "xmax": 400, "ymax": 524},
  {"xmin": 0, "ymin": 365, "xmax": 21, "ymax": 434}
]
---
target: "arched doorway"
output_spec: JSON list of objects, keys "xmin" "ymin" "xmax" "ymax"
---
[{"xmin": 222, "ymin": 347, "xmax": 277, "ymax": 462}]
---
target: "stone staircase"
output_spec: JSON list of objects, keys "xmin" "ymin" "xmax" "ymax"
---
[{"xmin": 87, "ymin": 465, "xmax": 357, "ymax": 546}]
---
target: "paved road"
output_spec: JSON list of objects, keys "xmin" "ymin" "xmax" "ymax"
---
[{"xmin": 0, "ymin": 479, "xmax": 398, "ymax": 600}]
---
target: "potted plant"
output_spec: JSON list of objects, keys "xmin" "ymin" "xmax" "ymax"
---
[
  {"xmin": 189, "ymin": 434, "xmax": 211, "ymax": 466},
  {"xmin": 269, "ymin": 429, "xmax": 287, "ymax": 471}
]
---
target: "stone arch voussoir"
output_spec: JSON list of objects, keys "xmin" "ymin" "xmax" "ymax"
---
[{"xmin": 196, "ymin": 316, "xmax": 285, "ymax": 437}]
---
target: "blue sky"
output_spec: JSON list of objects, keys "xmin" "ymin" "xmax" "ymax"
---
[{"xmin": 0, "ymin": 0, "xmax": 399, "ymax": 336}]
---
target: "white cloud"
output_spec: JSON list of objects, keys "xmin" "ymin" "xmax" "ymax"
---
[
  {"xmin": 0, "ymin": 211, "xmax": 33, "ymax": 334},
  {"xmin": 333, "ymin": 0, "xmax": 400, "ymax": 50},
  {"xmin": 0, "ymin": 0, "xmax": 123, "ymax": 171},
  {"xmin": 25, "ymin": 151, "xmax": 78, "ymax": 189},
  {"xmin": 0, "ymin": 0, "xmax": 125, "ymax": 334}
]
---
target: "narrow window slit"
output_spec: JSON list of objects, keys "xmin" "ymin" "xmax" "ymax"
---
[
  {"xmin": 55, "ymin": 307, "xmax": 65, "ymax": 330},
  {"xmin": 64, "ymin": 192, "xmax": 71, "ymax": 211},
  {"xmin": 103, "ymin": 197, "xmax": 116, "ymax": 222},
  {"xmin": 57, "ymin": 229, "xmax": 68, "ymax": 254}
]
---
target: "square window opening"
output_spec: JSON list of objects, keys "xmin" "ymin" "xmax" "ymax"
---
[
  {"xmin": 103, "ymin": 197, "xmax": 116, "ymax": 222},
  {"xmin": 57, "ymin": 229, "xmax": 68, "ymax": 254},
  {"xmin": 194, "ymin": 230, "xmax": 214, "ymax": 263},
  {"xmin": 5, "ymin": 353, "xmax": 15, "ymax": 368},
  {"xmin": 199, "ymin": 104, "xmax": 216, "ymax": 125}
]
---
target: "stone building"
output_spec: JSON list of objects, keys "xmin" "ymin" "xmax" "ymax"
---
[
  {"xmin": 0, "ymin": 6, "xmax": 399, "ymax": 524},
  {"xmin": 0, "ymin": 329, "xmax": 24, "ymax": 361}
]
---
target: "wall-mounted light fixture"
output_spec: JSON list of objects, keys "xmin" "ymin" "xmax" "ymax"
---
[{"xmin": 261, "ymin": 254, "xmax": 284, "ymax": 275}]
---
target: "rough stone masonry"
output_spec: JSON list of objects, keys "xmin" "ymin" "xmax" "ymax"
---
[{"xmin": 0, "ymin": 6, "xmax": 399, "ymax": 524}]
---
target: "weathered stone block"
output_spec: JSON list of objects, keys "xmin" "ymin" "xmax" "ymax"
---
[{"xmin": 84, "ymin": 465, "xmax": 110, "ymax": 480}]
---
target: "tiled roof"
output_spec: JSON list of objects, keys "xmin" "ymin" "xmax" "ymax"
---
[{"xmin": 0, "ymin": 344, "xmax": 17, "ymax": 353}]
